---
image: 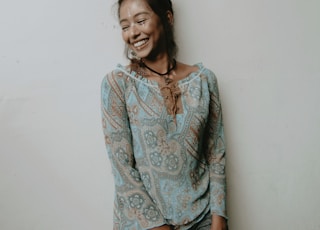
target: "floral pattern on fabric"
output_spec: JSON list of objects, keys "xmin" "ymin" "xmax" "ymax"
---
[{"xmin": 101, "ymin": 63, "xmax": 227, "ymax": 230}]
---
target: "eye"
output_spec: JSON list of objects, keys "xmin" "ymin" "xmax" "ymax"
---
[
  {"xmin": 137, "ymin": 19, "xmax": 146, "ymax": 25},
  {"xmin": 121, "ymin": 25, "xmax": 129, "ymax": 31}
]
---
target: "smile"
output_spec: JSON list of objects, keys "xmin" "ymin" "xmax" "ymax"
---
[{"xmin": 133, "ymin": 39, "xmax": 149, "ymax": 49}]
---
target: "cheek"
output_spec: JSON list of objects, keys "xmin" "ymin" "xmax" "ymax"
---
[{"xmin": 121, "ymin": 32, "xmax": 129, "ymax": 44}]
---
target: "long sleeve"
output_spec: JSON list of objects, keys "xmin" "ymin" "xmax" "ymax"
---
[
  {"xmin": 205, "ymin": 70, "xmax": 228, "ymax": 219},
  {"xmin": 101, "ymin": 71, "xmax": 166, "ymax": 229}
]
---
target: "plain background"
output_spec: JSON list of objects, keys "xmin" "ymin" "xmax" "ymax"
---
[{"xmin": 1, "ymin": 0, "xmax": 320, "ymax": 229}]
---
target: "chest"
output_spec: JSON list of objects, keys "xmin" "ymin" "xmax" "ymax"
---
[{"xmin": 124, "ymin": 78, "xmax": 210, "ymax": 134}]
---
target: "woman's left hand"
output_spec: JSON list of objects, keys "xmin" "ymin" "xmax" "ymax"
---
[{"xmin": 211, "ymin": 214, "xmax": 227, "ymax": 230}]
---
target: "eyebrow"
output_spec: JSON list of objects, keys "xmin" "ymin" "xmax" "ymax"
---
[{"xmin": 119, "ymin": 12, "xmax": 151, "ymax": 24}]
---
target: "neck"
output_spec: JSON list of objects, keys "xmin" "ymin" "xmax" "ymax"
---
[
  {"xmin": 141, "ymin": 53, "xmax": 171, "ymax": 74},
  {"xmin": 142, "ymin": 59, "xmax": 176, "ymax": 77}
]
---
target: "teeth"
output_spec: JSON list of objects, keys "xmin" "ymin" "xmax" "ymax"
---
[{"xmin": 133, "ymin": 39, "xmax": 148, "ymax": 48}]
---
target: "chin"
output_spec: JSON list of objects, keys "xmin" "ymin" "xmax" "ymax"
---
[
  {"xmin": 131, "ymin": 45, "xmax": 154, "ymax": 59},
  {"xmin": 134, "ymin": 51, "xmax": 151, "ymax": 59}
]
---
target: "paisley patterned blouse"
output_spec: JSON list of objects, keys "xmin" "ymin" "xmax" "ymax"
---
[{"xmin": 101, "ymin": 63, "xmax": 227, "ymax": 230}]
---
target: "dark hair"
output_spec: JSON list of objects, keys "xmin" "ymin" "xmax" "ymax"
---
[{"xmin": 117, "ymin": 0, "xmax": 178, "ymax": 62}]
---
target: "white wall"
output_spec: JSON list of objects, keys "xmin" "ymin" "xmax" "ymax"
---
[{"xmin": 1, "ymin": 0, "xmax": 319, "ymax": 229}]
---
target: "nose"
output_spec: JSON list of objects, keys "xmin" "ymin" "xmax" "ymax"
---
[{"xmin": 129, "ymin": 24, "xmax": 140, "ymax": 38}]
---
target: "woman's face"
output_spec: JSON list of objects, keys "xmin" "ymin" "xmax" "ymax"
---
[{"xmin": 119, "ymin": 0, "xmax": 166, "ymax": 60}]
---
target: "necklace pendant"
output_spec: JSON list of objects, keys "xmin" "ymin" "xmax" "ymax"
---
[{"xmin": 165, "ymin": 77, "xmax": 172, "ymax": 85}]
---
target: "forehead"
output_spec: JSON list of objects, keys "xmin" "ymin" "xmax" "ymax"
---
[{"xmin": 119, "ymin": 0, "xmax": 153, "ymax": 21}]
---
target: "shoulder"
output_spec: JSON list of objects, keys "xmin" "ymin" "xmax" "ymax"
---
[
  {"xmin": 177, "ymin": 62, "xmax": 198, "ymax": 74},
  {"xmin": 175, "ymin": 61, "xmax": 199, "ymax": 79},
  {"xmin": 193, "ymin": 63, "xmax": 219, "ymax": 92},
  {"xmin": 103, "ymin": 64, "xmax": 130, "ymax": 81},
  {"xmin": 176, "ymin": 61, "xmax": 217, "ymax": 81},
  {"xmin": 101, "ymin": 64, "xmax": 134, "ymax": 91}
]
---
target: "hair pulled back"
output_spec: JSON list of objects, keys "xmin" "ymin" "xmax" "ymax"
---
[{"xmin": 117, "ymin": 0, "xmax": 177, "ymax": 62}]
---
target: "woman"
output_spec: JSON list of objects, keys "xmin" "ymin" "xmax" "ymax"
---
[{"xmin": 101, "ymin": 0, "xmax": 228, "ymax": 229}]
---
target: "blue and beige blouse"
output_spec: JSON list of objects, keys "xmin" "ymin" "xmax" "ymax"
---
[{"xmin": 101, "ymin": 63, "xmax": 227, "ymax": 230}]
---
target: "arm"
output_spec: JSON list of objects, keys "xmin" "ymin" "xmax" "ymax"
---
[
  {"xmin": 211, "ymin": 214, "xmax": 227, "ymax": 230},
  {"xmin": 205, "ymin": 70, "xmax": 228, "ymax": 229},
  {"xmin": 101, "ymin": 71, "xmax": 167, "ymax": 229}
]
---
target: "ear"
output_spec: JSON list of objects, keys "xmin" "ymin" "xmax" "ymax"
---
[{"xmin": 166, "ymin": 10, "xmax": 174, "ymax": 26}]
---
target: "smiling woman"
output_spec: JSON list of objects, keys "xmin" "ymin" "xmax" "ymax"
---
[
  {"xmin": 117, "ymin": 0, "xmax": 177, "ymax": 64},
  {"xmin": 119, "ymin": 1, "xmax": 165, "ymax": 61},
  {"xmin": 101, "ymin": 0, "xmax": 228, "ymax": 229}
]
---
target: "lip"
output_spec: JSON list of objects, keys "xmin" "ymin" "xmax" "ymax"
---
[{"xmin": 131, "ymin": 38, "xmax": 149, "ymax": 50}]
